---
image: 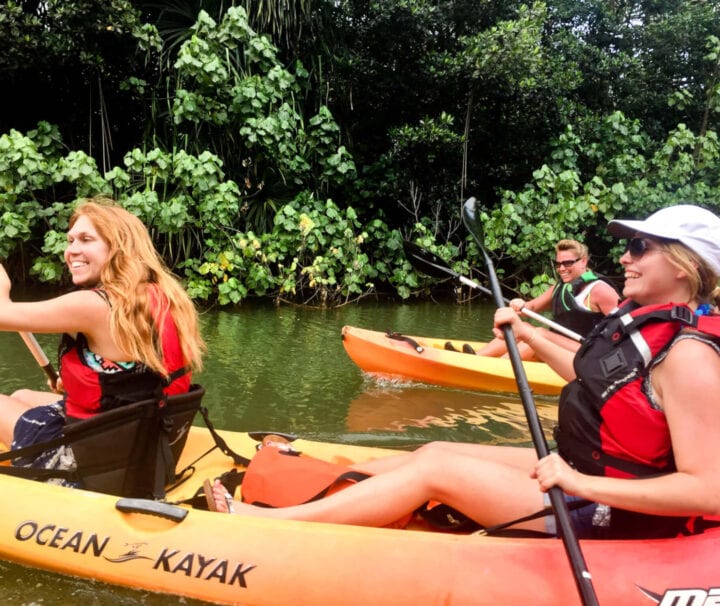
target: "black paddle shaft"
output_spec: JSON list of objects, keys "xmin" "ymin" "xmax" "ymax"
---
[{"xmin": 462, "ymin": 198, "xmax": 600, "ymax": 606}]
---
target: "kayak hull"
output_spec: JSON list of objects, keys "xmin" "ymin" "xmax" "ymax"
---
[
  {"xmin": 0, "ymin": 426, "xmax": 718, "ymax": 605},
  {"xmin": 341, "ymin": 325, "xmax": 566, "ymax": 395}
]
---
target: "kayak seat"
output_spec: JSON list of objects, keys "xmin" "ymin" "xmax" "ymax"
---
[
  {"xmin": 65, "ymin": 384, "xmax": 206, "ymax": 499},
  {"xmin": 0, "ymin": 384, "xmax": 205, "ymax": 498}
]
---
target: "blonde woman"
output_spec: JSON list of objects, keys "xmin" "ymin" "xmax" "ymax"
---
[
  {"xmin": 0, "ymin": 197, "xmax": 204, "ymax": 475},
  {"xmin": 210, "ymin": 205, "xmax": 720, "ymax": 541}
]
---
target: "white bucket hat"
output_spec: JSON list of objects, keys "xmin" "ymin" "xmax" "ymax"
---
[{"xmin": 607, "ymin": 204, "xmax": 720, "ymax": 275}]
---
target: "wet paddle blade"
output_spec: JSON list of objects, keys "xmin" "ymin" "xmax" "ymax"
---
[
  {"xmin": 462, "ymin": 198, "xmax": 505, "ymax": 308},
  {"xmin": 461, "ymin": 197, "xmax": 484, "ymax": 241}
]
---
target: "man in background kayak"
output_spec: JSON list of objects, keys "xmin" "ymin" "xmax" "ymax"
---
[{"xmin": 475, "ymin": 238, "xmax": 620, "ymax": 359}]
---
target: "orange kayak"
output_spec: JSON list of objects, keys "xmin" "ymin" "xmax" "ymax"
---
[
  {"xmin": 341, "ymin": 325, "xmax": 566, "ymax": 396},
  {"xmin": 1, "ymin": 426, "xmax": 719, "ymax": 605}
]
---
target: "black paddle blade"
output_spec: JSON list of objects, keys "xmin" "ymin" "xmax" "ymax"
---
[
  {"xmin": 461, "ymin": 197, "xmax": 506, "ymax": 309},
  {"xmin": 402, "ymin": 241, "xmax": 460, "ymax": 281},
  {"xmin": 461, "ymin": 197, "xmax": 481, "ymax": 238}
]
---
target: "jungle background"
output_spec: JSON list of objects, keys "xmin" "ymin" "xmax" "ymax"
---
[{"xmin": 1, "ymin": 0, "xmax": 719, "ymax": 307}]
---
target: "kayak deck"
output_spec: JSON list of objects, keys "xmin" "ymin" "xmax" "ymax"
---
[
  {"xmin": 342, "ymin": 325, "xmax": 566, "ymax": 395},
  {"xmin": 0, "ymin": 427, "xmax": 718, "ymax": 605}
]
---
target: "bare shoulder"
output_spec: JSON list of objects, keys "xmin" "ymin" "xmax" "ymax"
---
[
  {"xmin": 22, "ymin": 289, "xmax": 110, "ymax": 333},
  {"xmin": 655, "ymin": 334, "xmax": 720, "ymax": 403},
  {"xmin": 52, "ymin": 288, "xmax": 109, "ymax": 311},
  {"xmin": 667, "ymin": 332, "xmax": 720, "ymax": 359},
  {"xmin": 596, "ymin": 280, "xmax": 619, "ymax": 295}
]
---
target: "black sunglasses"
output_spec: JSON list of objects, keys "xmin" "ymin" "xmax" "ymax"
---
[
  {"xmin": 555, "ymin": 258, "xmax": 581, "ymax": 269},
  {"xmin": 624, "ymin": 237, "xmax": 660, "ymax": 259}
]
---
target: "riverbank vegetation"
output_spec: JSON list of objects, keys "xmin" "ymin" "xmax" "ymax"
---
[{"xmin": 1, "ymin": 1, "xmax": 719, "ymax": 306}]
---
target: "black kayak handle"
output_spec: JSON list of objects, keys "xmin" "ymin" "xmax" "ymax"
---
[
  {"xmin": 385, "ymin": 330, "xmax": 424, "ymax": 353},
  {"xmin": 116, "ymin": 498, "xmax": 188, "ymax": 522}
]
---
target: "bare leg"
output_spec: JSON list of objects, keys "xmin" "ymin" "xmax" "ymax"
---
[
  {"xmin": 211, "ymin": 443, "xmax": 546, "ymax": 531},
  {"xmin": 11, "ymin": 389, "xmax": 60, "ymax": 406},
  {"xmin": 479, "ymin": 328, "xmax": 580, "ymax": 361},
  {"xmin": 502, "ymin": 341, "xmax": 538, "ymax": 360},
  {"xmin": 0, "ymin": 394, "xmax": 45, "ymax": 447},
  {"xmin": 351, "ymin": 441, "xmax": 535, "ymax": 475},
  {"xmin": 535, "ymin": 329, "xmax": 581, "ymax": 355},
  {"xmin": 474, "ymin": 337, "xmax": 508, "ymax": 357},
  {"xmin": 476, "ymin": 334, "xmax": 538, "ymax": 360}
]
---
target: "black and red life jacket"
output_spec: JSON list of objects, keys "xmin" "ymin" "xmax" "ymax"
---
[
  {"xmin": 555, "ymin": 301, "xmax": 720, "ymax": 538},
  {"xmin": 60, "ymin": 288, "xmax": 190, "ymax": 420},
  {"xmin": 556, "ymin": 301, "xmax": 720, "ymax": 478}
]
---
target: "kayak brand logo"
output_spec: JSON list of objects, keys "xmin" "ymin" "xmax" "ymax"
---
[
  {"xmin": 153, "ymin": 548, "xmax": 256, "ymax": 586},
  {"xmin": 15, "ymin": 520, "xmax": 110, "ymax": 555},
  {"xmin": 14, "ymin": 520, "xmax": 256, "ymax": 588},
  {"xmin": 640, "ymin": 585, "xmax": 720, "ymax": 605}
]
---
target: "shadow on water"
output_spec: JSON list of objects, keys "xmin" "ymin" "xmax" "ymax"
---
[{"xmin": 0, "ymin": 299, "xmax": 560, "ymax": 603}]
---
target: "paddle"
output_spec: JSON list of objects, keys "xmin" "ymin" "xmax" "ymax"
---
[
  {"xmin": 403, "ymin": 241, "xmax": 583, "ymax": 343},
  {"xmin": 18, "ymin": 332, "xmax": 58, "ymax": 390},
  {"xmin": 462, "ymin": 197, "xmax": 599, "ymax": 606}
]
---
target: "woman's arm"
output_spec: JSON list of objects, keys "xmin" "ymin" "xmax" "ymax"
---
[
  {"xmin": 517, "ymin": 285, "xmax": 554, "ymax": 313},
  {"xmin": 492, "ymin": 307, "xmax": 577, "ymax": 380},
  {"xmin": 0, "ymin": 263, "xmax": 109, "ymax": 337},
  {"xmin": 0, "ymin": 290, "xmax": 108, "ymax": 335}
]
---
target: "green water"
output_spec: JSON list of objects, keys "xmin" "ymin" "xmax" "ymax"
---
[{"xmin": 0, "ymin": 301, "xmax": 559, "ymax": 604}]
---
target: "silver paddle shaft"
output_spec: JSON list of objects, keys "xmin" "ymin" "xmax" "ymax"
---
[{"xmin": 457, "ymin": 275, "xmax": 583, "ymax": 343}]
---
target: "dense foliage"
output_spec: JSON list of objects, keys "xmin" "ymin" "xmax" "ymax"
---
[{"xmin": 1, "ymin": 1, "xmax": 719, "ymax": 305}]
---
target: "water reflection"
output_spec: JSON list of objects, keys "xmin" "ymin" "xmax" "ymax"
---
[{"xmin": 346, "ymin": 382, "xmax": 557, "ymax": 446}]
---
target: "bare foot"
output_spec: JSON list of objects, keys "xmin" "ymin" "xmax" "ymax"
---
[
  {"xmin": 204, "ymin": 479, "xmax": 236, "ymax": 513},
  {"xmin": 260, "ymin": 434, "xmax": 295, "ymax": 452},
  {"xmin": 208, "ymin": 479, "xmax": 291, "ymax": 519},
  {"xmin": 204, "ymin": 436, "xmax": 295, "ymax": 515}
]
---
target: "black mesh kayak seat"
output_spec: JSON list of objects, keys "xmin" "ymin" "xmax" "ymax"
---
[{"xmin": 0, "ymin": 384, "xmax": 205, "ymax": 500}]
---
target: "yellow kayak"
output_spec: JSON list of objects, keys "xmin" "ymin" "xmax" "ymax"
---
[
  {"xmin": 1, "ymin": 424, "xmax": 719, "ymax": 605},
  {"xmin": 341, "ymin": 325, "xmax": 566, "ymax": 396}
]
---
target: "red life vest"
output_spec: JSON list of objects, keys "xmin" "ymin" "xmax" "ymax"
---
[
  {"xmin": 61, "ymin": 287, "xmax": 190, "ymax": 420},
  {"xmin": 557, "ymin": 302, "xmax": 720, "ymax": 478},
  {"xmin": 555, "ymin": 302, "xmax": 720, "ymax": 538}
]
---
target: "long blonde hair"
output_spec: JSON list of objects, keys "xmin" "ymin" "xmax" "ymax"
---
[{"xmin": 69, "ymin": 198, "xmax": 204, "ymax": 376}]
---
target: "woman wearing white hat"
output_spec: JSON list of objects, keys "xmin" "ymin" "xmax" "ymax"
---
[{"xmin": 208, "ymin": 204, "xmax": 720, "ymax": 540}]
